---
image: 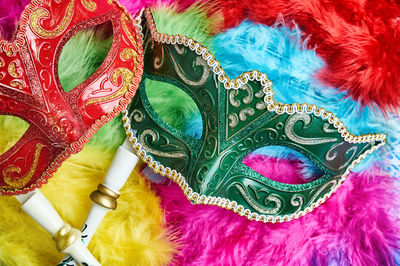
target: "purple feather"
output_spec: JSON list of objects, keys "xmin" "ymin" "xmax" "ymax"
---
[{"xmin": 0, "ymin": 0, "xmax": 29, "ymax": 41}]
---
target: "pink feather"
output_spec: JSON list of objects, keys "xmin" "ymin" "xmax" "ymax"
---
[
  {"xmin": 243, "ymin": 153, "xmax": 312, "ymax": 184},
  {"xmin": 120, "ymin": 0, "xmax": 208, "ymax": 16},
  {"xmin": 155, "ymin": 159, "xmax": 400, "ymax": 265},
  {"xmin": 0, "ymin": 0, "xmax": 29, "ymax": 41}
]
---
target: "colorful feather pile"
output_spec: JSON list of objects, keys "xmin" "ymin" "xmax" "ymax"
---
[
  {"xmin": 0, "ymin": 0, "xmax": 399, "ymax": 265},
  {"xmin": 218, "ymin": 0, "xmax": 400, "ymax": 112}
]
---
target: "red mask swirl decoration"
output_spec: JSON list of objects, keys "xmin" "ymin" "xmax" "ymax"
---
[{"xmin": 0, "ymin": 0, "xmax": 143, "ymax": 195}]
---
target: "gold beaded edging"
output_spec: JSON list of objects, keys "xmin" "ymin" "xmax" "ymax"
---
[{"xmin": 122, "ymin": 8, "xmax": 386, "ymax": 223}]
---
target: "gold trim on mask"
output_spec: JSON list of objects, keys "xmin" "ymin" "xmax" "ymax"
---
[{"xmin": 30, "ymin": 0, "xmax": 75, "ymax": 39}]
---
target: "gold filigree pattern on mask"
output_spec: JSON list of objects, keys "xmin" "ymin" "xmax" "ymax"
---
[
  {"xmin": 285, "ymin": 113, "xmax": 338, "ymax": 145},
  {"xmin": 170, "ymin": 54, "xmax": 210, "ymax": 86},
  {"xmin": 5, "ymin": 50, "xmax": 14, "ymax": 57},
  {"xmin": 122, "ymin": 14, "xmax": 138, "ymax": 47},
  {"xmin": 228, "ymin": 114, "xmax": 238, "ymax": 128},
  {"xmin": 80, "ymin": 0, "xmax": 97, "ymax": 12},
  {"xmin": 2, "ymin": 143, "xmax": 43, "ymax": 189},
  {"xmin": 10, "ymin": 80, "xmax": 25, "ymax": 90},
  {"xmin": 239, "ymin": 107, "xmax": 255, "ymax": 121},
  {"xmin": 121, "ymin": 48, "xmax": 138, "ymax": 71},
  {"xmin": 131, "ymin": 109, "xmax": 144, "ymax": 122},
  {"xmin": 85, "ymin": 67, "xmax": 133, "ymax": 106},
  {"xmin": 139, "ymin": 129, "xmax": 187, "ymax": 159},
  {"xmin": 8, "ymin": 61, "xmax": 21, "ymax": 78},
  {"xmin": 30, "ymin": 0, "xmax": 75, "ymax": 39},
  {"xmin": 235, "ymin": 183, "xmax": 283, "ymax": 215},
  {"xmin": 228, "ymin": 85, "xmax": 263, "ymax": 128}
]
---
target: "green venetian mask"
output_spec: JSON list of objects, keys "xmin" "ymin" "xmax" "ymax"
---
[{"xmin": 123, "ymin": 9, "xmax": 386, "ymax": 223}]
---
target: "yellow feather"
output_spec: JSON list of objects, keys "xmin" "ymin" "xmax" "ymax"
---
[{"xmin": 0, "ymin": 116, "xmax": 175, "ymax": 265}]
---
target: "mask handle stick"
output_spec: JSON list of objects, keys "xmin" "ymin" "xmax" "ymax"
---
[
  {"xmin": 59, "ymin": 138, "xmax": 139, "ymax": 266},
  {"xmin": 14, "ymin": 190, "xmax": 100, "ymax": 266}
]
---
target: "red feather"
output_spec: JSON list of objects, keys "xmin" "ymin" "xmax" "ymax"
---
[{"xmin": 218, "ymin": 0, "xmax": 400, "ymax": 112}]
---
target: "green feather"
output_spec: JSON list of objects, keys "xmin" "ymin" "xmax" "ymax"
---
[
  {"xmin": 88, "ymin": 114, "xmax": 126, "ymax": 150},
  {"xmin": 58, "ymin": 22, "xmax": 113, "ymax": 92},
  {"xmin": 57, "ymin": 22, "xmax": 125, "ymax": 149},
  {"xmin": 146, "ymin": 6, "xmax": 214, "ymax": 134},
  {"xmin": 145, "ymin": 79, "xmax": 201, "ymax": 134},
  {"xmin": 152, "ymin": 5, "xmax": 215, "ymax": 47}
]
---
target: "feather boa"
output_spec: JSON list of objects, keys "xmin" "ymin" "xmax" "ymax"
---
[{"xmin": 217, "ymin": 0, "xmax": 400, "ymax": 112}]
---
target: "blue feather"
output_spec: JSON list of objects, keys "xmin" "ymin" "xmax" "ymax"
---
[{"xmin": 207, "ymin": 20, "xmax": 400, "ymax": 172}]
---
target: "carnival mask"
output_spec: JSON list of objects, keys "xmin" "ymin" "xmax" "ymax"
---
[
  {"xmin": 0, "ymin": 0, "xmax": 143, "ymax": 195},
  {"xmin": 122, "ymin": 9, "xmax": 386, "ymax": 222}
]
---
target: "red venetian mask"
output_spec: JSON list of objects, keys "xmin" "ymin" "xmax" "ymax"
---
[{"xmin": 0, "ymin": 0, "xmax": 143, "ymax": 195}]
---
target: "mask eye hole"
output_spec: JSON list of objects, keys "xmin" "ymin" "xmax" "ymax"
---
[
  {"xmin": 243, "ymin": 146, "xmax": 324, "ymax": 184},
  {"xmin": 0, "ymin": 115, "xmax": 29, "ymax": 156},
  {"xmin": 145, "ymin": 79, "xmax": 203, "ymax": 139},
  {"xmin": 58, "ymin": 21, "xmax": 113, "ymax": 93}
]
